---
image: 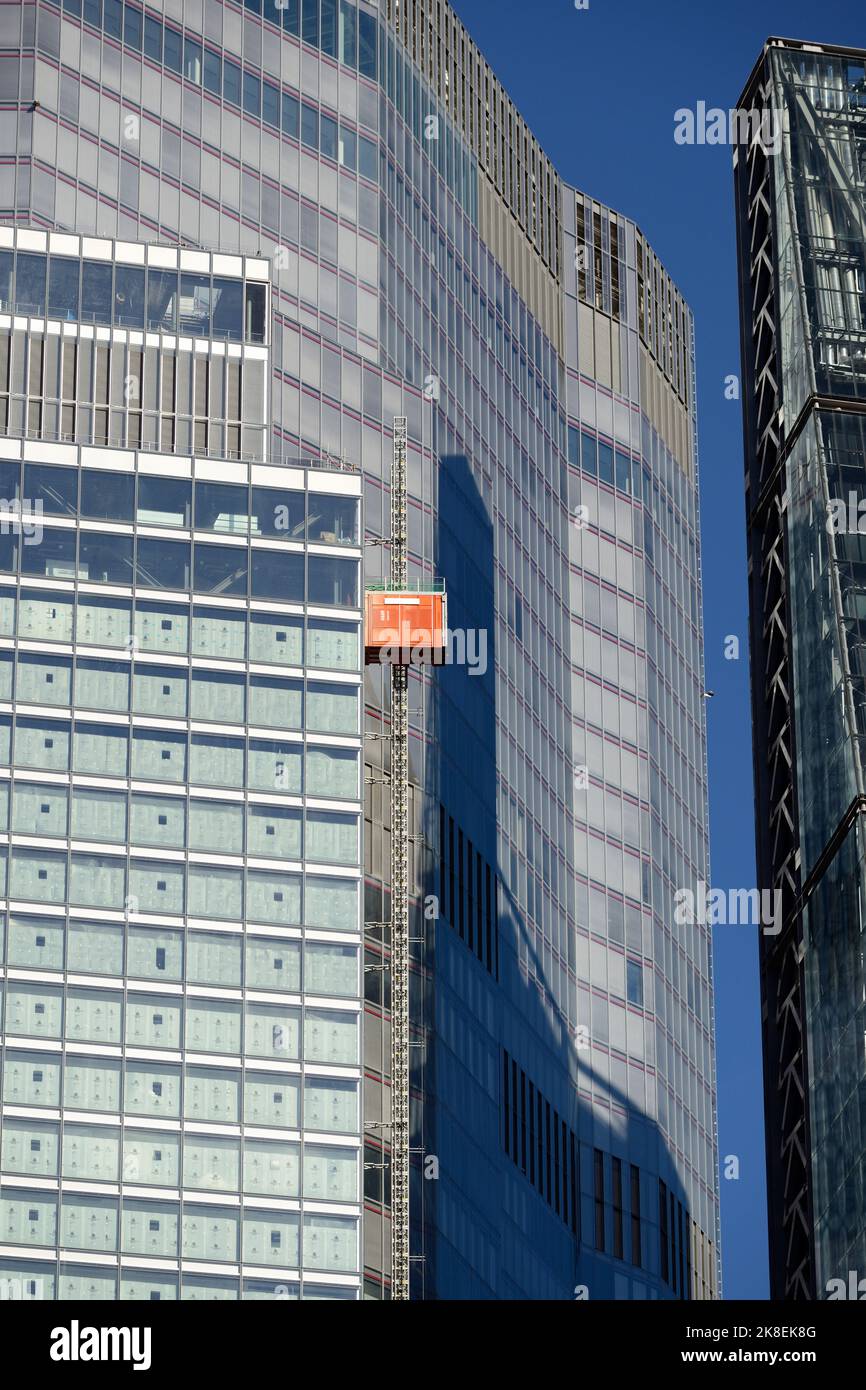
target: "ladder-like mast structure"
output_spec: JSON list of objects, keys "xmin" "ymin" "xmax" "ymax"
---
[
  {"xmin": 364, "ymin": 417, "xmax": 446, "ymax": 1301},
  {"xmin": 389, "ymin": 416, "xmax": 410, "ymax": 1301}
]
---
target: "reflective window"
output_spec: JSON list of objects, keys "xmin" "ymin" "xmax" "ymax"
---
[
  {"xmin": 163, "ymin": 25, "xmax": 182, "ymax": 74},
  {"xmin": 301, "ymin": 103, "xmax": 319, "ymax": 150},
  {"xmin": 263, "ymin": 81, "xmax": 280, "ymax": 129},
  {"xmin": 180, "ymin": 273, "xmax": 213, "ymax": 337},
  {"xmin": 195, "ymin": 482, "xmax": 249, "ymax": 535},
  {"xmin": 253, "ymin": 487, "xmax": 304, "ymax": 539},
  {"xmin": 79, "ymin": 533, "xmax": 134, "ymax": 584},
  {"xmin": 0, "ymin": 250, "xmax": 12, "ymax": 309},
  {"xmin": 24, "ymin": 464, "xmax": 77, "ymax": 519},
  {"xmin": 211, "ymin": 278, "xmax": 243, "ymax": 341},
  {"xmin": 137, "ymin": 538, "xmax": 190, "ymax": 590},
  {"xmin": 194, "ymin": 543, "xmax": 248, "ymax": 597},
  {"xmin": 0, "ymin": 459, "xmax": 19, "ymax": 500},
  {"xmin": 138, "ymin": 475, "xmax": 191, "ymax": 528},
  {"xmin": 81, "ymin": 260, "xmax": 113, "ymax": 325},
  {"xmin": 282, "ymin": 92, "xmax": 300, "ymax": 138},
  {"xmin": 321, "ymin": 113, "xmax": 338, "ymax": 161},
  {"xmin": 307, "ymin": 494, "xmax": 359, "ymax": 545},
  {"xmin": 114, "ymin": 265, "xmax": 145, "ymax": 328},
  {"xmin": 21, "ymin": 528, "xmax": 76, "ymax": 580},
  {"xmin": 223, "ymin": 58, "xmax": 242, "ymax": 108},
  {"xmin": 243, "ymin": 70, "xmax": 260, "ymax": 117},
  {"xmin": 308, "ymin": 555, "xmax": 358, "ymax": 606},
  {"xmin": 47, "ymin": 256, "xmax": 80, "ymax": 320},
  {"xmin": 251, "ymin": 550, "xmax": 304, "ymax": 602},
  {"xmin": 80, "ymin": 469, "xmax": 134, "ymax": 523},
  {"xmin": 15, "ymin": 253, "xmax": 46, "ymax": 315},
  {"xmin": 203, "ymin": 47, "xmax": 221, "ymax": 95},
  {"xmin": 147, "ymin": 270, "xmax": 178, "ymax": 331},
  {"xmin": 245, "ymin": 283, "xmax": 266, "ymax": 343},
  {"xmin": 183, "ymin": 36, "xmax": 202, "ymax": 84},
  {"xmin": 75, "ymin": 658, "xmax": 129, "ymax": 711}
]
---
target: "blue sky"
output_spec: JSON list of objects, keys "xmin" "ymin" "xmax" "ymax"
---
[{"xmin": 450, "ymin": 0, "xmax": 863, "ymax": 1298}]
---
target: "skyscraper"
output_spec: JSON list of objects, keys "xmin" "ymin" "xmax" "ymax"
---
[
  {"xmin": 0, "ymin": 0, "xmax": 718, "ymax": 1300},
  {"xmin": 0, "ymin": 230, "xmax": 365, "ymax": 1299},
  {"xmin": 735, "ymin": 36, "xmax": 866, "ymax": 1299}
]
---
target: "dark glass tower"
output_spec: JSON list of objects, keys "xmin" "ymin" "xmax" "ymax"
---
[
  {"xmin": 0, "ymin": 0, "xmax": 719, "ymax": 1299},
  {"xmin": 735, "ymin": 37, "xmax": 866, "ymax": 1299}
]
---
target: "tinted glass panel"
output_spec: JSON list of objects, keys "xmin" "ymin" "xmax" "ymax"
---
[
  {"xmin": 81, "ymin": 261, "xmax": 113, "ymax": 325},
  {"xmin": 24, "ymin": 465, "xmax": 77, "ymax": 517},
  {"xmin": 48, "ymin": 257, "xmax": 80, "ymax": 320},
  {"xmin": 80, "ymin": 470, "xmax": 134, "ymax": 523}
]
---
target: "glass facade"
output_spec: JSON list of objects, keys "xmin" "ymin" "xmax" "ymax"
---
[
  {"xmin": 0, "ymin": 0, "xmax": 717, "ymax": 1299},
  {"xmin": 736, "ymin": 39, "xmax": 866, "ymax": 1298},
  {"xmin": 0, "ymin": 235, "xmax": 364, "ymax": 1299}
]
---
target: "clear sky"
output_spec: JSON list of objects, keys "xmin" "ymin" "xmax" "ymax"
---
[{"xmin": 450, "ymin": 0, "xmax": 863, "ymax": 1299}]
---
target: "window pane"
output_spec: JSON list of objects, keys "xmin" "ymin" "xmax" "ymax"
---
[
  {"xmin": 127, "ymin": 927, "xmax": 183, "ymax": 982},
  {"xmin": 188, "ymin": 799, "xmax": 243, "ymax": 854},
  {"xmin": 80, "ymin": 469, "xmax": 134, "ymax": 522},
  {"xmin": 79, "ymin": 532, "xmax": 134, "ymax": 584},
  {"xmin": 189, "ymin": 734, "xmax": 245, "ymax": 790},
  {"xmin": 247, "ymin": 805, "xmax": 301, "ymax": 859},
  {"xmin": 223, "ymin": 58, "xmax": 241, "ymax": 107},
  {"xmin": 7, "ymin": 915, "xmax": 64, "ymax": 970},
  {"xmin": 134, "ymin": 602, "xmax": 188, "ymax": 653},
  {"xmin": 249, "ymin": 614, "xmax": 303, "ymax": 665},
  {"xmin": 75, "ymin": 658, "xmax": 129, "ymax": 710},
  {"xmin": 73, "ymin": 723, "xmax": 129, "ymax": 775},
  {"xmin": 67, "ymin": 920, "xmax": 123, "ymax": 975},
  {"xmin": 186, "ymin": 933, "xmax": 242, "ymax": 989},
  {"xmin": 282, "ymin": 92, "xmax": 299, "ymax": 138},
  {"xmin": 242, "ymin": 70, "xmax": 260, "ymax": 116},
  {"xmin": 211, "ymin": 278, "xmax": 243, "ymax": 340},
  {"xmin": 248, "ymin": 676, "xmax": 302, "ymax": 729},
  {"xmin": 190, "ymin": 607, "xmax": 244, "ymax": 660},
  {"xmin": 76, "ymin": 596, "xmax": 130, "ymax": 647},
  {"xmin": 146, "ymin": 269, "xmax": 178, "ymax": 331},
  {"xmin": 307, "ymin": 681, "xmax": 358, "ymax": 733},
  {"xmin": 136, "ymin": 538, "xmax": 190, "ymax": 590},
  {"xmin": 70, "ymin": 787, "xmax": 127, "ymax": 842},
  {"xmin": 115, "ymin": 265, "xmax": 145, "ymax": 328},
  {"xmin": 81, "ymin": 260, "xmax": 113, "ymax": 325},
  {"xmin": 15, "ymin": 253, "xmax": 47, "ymax": 314},
  {"xmin": 138, "ymin": 474, "xmax": 191, "ymax": 527},
  {"xmin": 133, "ymin": 664, "xmax": 188, "ymax": 717},
  {"xmin": 308, "ymin": 555, "xmax": 358, "ymax": 606},
  {"xmin": 16, "ymin": 653, "xmax": 72, "ymax": 705},
  {"xmin": 252, "ymin": 486, "xmax": 304, "ymax": 539},
  {"xmin": 306, "ymin": 618, "xmax": 358, "ymax": 670},
  {"xmin": 131, "ymin": 729, "xmax": 188, "ymax": 782},
  {"xmin": 245, "ymin": 283, "xmax": 266, "ymax": 343},
  {"xmin": 123, "ymin": 1130, "xmax": 180, "ymax": 1186},
  {"xmin": 12, "ymin": 783, "xmax": 68, "ymax": 838},
  {"xmin": 203, "ymin": 48, "xmax": 221, "ymax": 95},
  {"xmin": 195, "ymin": 481, "xmax": 249, "ymax": 534},
  {"xmin": 192, "ymin": 543, "xmax": 247, "ymax": 597},
  {"xmin": 130, "ymin": 793, "xmax": 186, "ymax": 850},
  {"xmin": 190, "ymin": 670, "xmax": 245, "ymax": 722},
  {"xmin": 20, "ymin": 527, "xmax": 76, "ymax": 580},
  {"xmin": 48, "ymin": 256, "xmax": 80, "ymax": 320},
  {"xmin": 251, "ymin": 549, "xmax": 304, "ymax": 601}
]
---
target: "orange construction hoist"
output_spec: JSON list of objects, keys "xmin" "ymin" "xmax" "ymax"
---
[{"xmin": 363, "ymin": 581, "xmax": 448, "ymax": 666}]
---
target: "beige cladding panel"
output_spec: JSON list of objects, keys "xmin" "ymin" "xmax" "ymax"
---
[
  {"xmin": 639, "ymin": 345, "xmax": 693, "ymax": 480},
  {"xmin": 477, "ymin": 176, "xmax": 562, "ymax": 354}
]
